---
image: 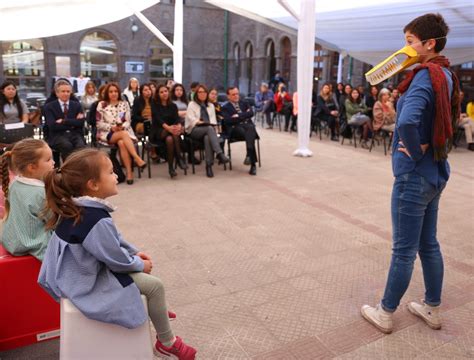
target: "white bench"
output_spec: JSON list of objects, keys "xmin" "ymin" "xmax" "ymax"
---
[{"xmin": 60, "ymin": 295, "xmax": 154, "ymax": 360}]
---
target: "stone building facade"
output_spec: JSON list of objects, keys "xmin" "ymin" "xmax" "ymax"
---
[{"xmin": 0, "ymin": 0, "xmax": 370, "ymax": 99}]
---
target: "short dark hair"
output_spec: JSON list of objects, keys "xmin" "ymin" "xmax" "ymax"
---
[
  {"xmin": 190, "ymin": 82, "xmax": 199, "ymax": 89},
  {"xmin": 226, "ymin": 86, "xmax": 238, "ymax": 94},
  {"xmin": 403, "ymin": 13, "xmax": 449, "ymax": 53}
]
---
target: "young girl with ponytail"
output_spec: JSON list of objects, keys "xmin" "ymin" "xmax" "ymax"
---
[
  {"xmin": 0, "ymin": 139, "xmax": 54, "ymax": 260},
  {"xmin": 38, "ymin": 148, "xmax": 196, "ymax": 360}
]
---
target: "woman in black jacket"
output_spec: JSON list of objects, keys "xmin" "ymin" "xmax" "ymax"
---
[
  {"xmin": 151, "ymin": 84, "xmax": 187, "ymax": 178},
  {"xmin": 316, "ymin": 83, "xmax": 339, "ymax": 141},
  {"xmin": 131, "ymin": 83, "xmax": 153, "ymax": 135}
]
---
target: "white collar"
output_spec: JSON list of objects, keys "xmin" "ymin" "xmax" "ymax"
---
[
  {"xmin": 73, "ymin": 196, "xmax": 117, "ymax": 212},
  {"xmin": 14, "ymin": 176, "xmax": 45, "ymax": 187}
]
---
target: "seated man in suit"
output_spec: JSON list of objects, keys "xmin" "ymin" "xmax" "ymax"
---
[
  {"xmin": 44, "ymin": 79, "xmax": 86, "ymax": 160},
  {"xmin": 221, "ymin": 86, "xmax": 259, "ymax": 175}
]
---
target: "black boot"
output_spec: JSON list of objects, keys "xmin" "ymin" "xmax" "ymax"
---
[
  {"xmin": 168, "ymin": 165, "xmax": 177, "ymax": 178},
  {"xmin": 177, "ymin": 157, "xmax": 188, "ymax": 170},
  {"xmin": 216, "ymin": 152, "xmax": 229, "ymax": 164},
  {"xmin": 206, "ymin": 164, "xmax": 214, "ymax": 178},
  {"xmin": 249, "ymin": 164, "xmax": 257, "ymax": 176},
  {"xmin": 468, "ymin": 143, "xmax": 474, "ymax": 151}
]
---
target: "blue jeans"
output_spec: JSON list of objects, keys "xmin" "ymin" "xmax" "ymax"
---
[{"xmin": 381, "ymin": 171, "xmax": 446, "ymax": 312}]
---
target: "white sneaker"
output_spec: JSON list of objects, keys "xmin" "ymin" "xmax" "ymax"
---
[
  {"xmin": 407, "ymin": 300, "xmax": 442, "ymax": 330},
  {"xmin": 361, "ymin": 304, "xmax": 393, "ymax": 334}
]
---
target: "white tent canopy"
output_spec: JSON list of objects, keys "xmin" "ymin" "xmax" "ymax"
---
[{"xmin": 206, "ymin": 0, "xmax": 474, "ymax": 66}]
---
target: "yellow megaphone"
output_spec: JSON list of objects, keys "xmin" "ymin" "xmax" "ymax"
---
[{"xmin": 365, "ymin": 46, "xmax": 419, "ymax": 85}]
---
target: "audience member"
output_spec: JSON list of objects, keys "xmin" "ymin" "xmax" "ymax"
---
[
  {"xmin": 185, "ymin": 84, "xmax": 229, "ymax": 177},
  {"xmin": 270, "ymin": 70, "xmax": 285, "ymax": 92},
  {"xmin": 188, "ymin": 82, "xmax": 199, "ymax": 102},
  {"xmin": 96, "ymin": 83, "xmax": 145, "ymax": 185},
  {"xmin": 80, "ymin": 81, "xmax": 98, "ymax": 117},
  {"xmin": 221, "ymin": 87, "xmax": 259, "ymax": 175},
  {"xmin": 357, "ymin": 85, "xmax": 367, "ymax": 104},
  {"xmin": 39, "ymin": 148, "xmax": 197, "ymax": 359},
  {"xmin": 0, "ymin": 81, "xmax": 29, "ymax": 124},
  {"xmin": 366, "ymin": 85, "xmax": 379, "ymax": 119},
  {"xmin": 122, "ymin": 77, "xmax": 140, "ymax": 107},
  {"xmin": 151, "ymin": 84, "xmax": 187, "ymax": 178},
  {"xmin": 315, "ymin": 83, "xmax": 339, "ymax": 141},
  {"xmin": 0, "ymin": 139, "xmax": 54, "ymax": 260},
  {"xmin": 274, "ymin": 83, "xmax": 295, "ymax": 132},
  {"xmin": 43, "ymin": 79, "xmax": 86, "ymax": 160},
  {"xmin": 150, "ymin": 82, "xmax": 158, "ymax": 98},
  {"xmin": 335, "ymin": 82, "xmax": 344, "ymax": 106},
  {"xmin": 171, "ymin": 83, "xmax": 188, "ymax": 124},
  {"xmin": 458, "ymin": 93, "xmax": 474, "ymax": 151},
  {"xmin": 255, "ymin": 82, "xmax": 275, "ymax": 129},
  {"xmin": 373, "ymin": 88, "xmax": 396, "ymax": 133},
  {"xmin": 391, "ymin": 88, "xmax": 400, "ymax": 109},
  {"xmin": 131, "ymin": 83, "xmax": 154, "ymax": 136},
  {"xmin": 44, "ymin": 78, "xmax": 80, "ymax": 105},
  {"xmin": 345, "ymin": 88, "xmax": 372, "ymax": 148},
  {"xmin": 166, "ymin": 79, "xmax": 175, "ymax": 92}
]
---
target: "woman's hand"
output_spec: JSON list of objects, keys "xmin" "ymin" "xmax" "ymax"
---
[
  {"xmin": 142, "ymin": 259, "xmax": 153, "ymax": 274},
  {"xmin": 398, "ymin": 141, "xmax": 429, "ymax": 158},
  {"xmin": 330, "ymin": 110, "xmax": 339, "ymax": 117}
]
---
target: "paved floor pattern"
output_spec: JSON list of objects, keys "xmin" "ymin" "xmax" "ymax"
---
[{"xmin": 2, "ymin": 127, "xmax": 473, "ymax": 359}]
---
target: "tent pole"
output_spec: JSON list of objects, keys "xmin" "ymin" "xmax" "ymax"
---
[
  {"xmin": 132, "ymin": 9, "xmax": 174, "ymax": 52},
  {"xmin": 173, "ymin": 0, "xmax": 183, "ymax": 83},
  {"xmin": 293, "ymin": 0, "xmax": 316, "ymax": 157}
]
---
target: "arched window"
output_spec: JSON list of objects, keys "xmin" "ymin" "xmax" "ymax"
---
[
  {"xmin": 244, "ymin": 42, "xmax": 253, "ymax": 95},
  {"xmin": 2, "ymin": 39, "xmax": 46, "ymax": 98},
  {"xmin": 233, "ymin": 43, "xmax": 241, "ymax": 87},
  {"xmin": 280, "ymin": 37, "xmax": 292, "ymax": 82},
  {"xmin": 149, "ymin": 36, "xmax": 173, "ymax": 83},
  {"xmin": 265, "ymin": 40, "xmax": 276, "ymax": 82},
  {"xmin": 80, "ymin": 31, "xmax": 118, "ymax": 84}
]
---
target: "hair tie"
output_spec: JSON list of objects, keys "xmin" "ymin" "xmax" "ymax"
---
[{"xmin": 56, "ymin": 168, "xmax": 62, "ymax": 174}]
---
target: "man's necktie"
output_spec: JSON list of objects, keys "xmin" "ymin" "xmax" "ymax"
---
[
  {"xmin": 63, "ymin": 102, "xmax": 68, "ymax": 118},
  {"xmin": 233, "ymin": 102, "xmax": 241, "ymax": 113}
]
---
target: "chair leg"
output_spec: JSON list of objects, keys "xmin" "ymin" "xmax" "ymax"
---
[
  {"xmin": 257, "ymin": 139, "xmax": 261, "ymax": 168},
  {"xmin": 383, "ymin": 134, "xmax": 387, "ymax": 156},
  {"xmin": 146, "ymin": 144, "xmax": 151, "ymax": 178},
  {"xmin": 353, "ymin": 127, "xmax": 357, "ymax": 148},
  {"xmin": 227, "ymin": 140, "xmax": 232, "ymax": 171},
  {"xmin": 190, "ymin": 141, "xmax": 195, "ymax": 174},
  {"xmin": 369, "ymin": 133, "xmax": 375, "ymax": 152}
]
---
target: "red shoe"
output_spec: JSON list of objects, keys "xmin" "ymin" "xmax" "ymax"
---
[
  {"xmin": 168, "ymin": 310, "xmax": 177, "ymax": 319},
  {"xmin": 155, "ymin": 336, "xmax": 196, "ymax": 359}
]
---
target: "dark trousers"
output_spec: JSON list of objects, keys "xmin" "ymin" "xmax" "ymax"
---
[
  {"xmin": 229, "ymin": 123, "xmax": 258, "ymax": 165},
  {"xmin": 262, "ymin": 100, "xmax": 274, "ymax": 126},
  {"xmin": 51, "ymin": 131, "xmax": 86, "ymax": 161}
]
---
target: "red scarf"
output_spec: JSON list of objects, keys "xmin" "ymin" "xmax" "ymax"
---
[{"xmin": 398, "ymin": 56, "xmax": 460, "ymax": 161}]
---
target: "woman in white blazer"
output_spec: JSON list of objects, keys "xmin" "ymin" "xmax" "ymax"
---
[{"xmin": 185, "ymin": 84, "xmax": 228, "ymax": 177}]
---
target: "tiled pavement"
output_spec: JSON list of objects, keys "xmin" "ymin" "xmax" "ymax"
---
[{"xmin": 2, "ymin": 127, "xmax": 473, "ymax": 359}]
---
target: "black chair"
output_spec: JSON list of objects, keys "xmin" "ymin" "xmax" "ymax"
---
[
  {"xmin": 221, "ymin": 123, "xmax": 261, "ymax": 171},
  {"xmin": 369, "ymin": 129, "xmax": 393, "ymax": 156},
  {"xmin": 185, "ymin": 135, "xmax": 205, "ymax": 174},
  {"xmin": 142, "ymin": 121, "xmax": 187, "ymax": 178}
]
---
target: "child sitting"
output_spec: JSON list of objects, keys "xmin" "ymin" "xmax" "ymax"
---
[
  {"xmin": 38, "ymin": 148, "xmax": 196, "ymax": 359},
  {"xmin": 1, "ymin": 139, "xmax": 54, "ymax": 260}
]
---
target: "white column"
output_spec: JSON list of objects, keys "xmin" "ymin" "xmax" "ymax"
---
[
  {"xmin": 337, "ymin": 51, "xmax": 346, "ymax": 84},
  {"xmin": 293, "ymin": 0, "xmax": 316, "ymax": 157},
  {"xmin": 173, "ymin": 0, "xmax": 184, "ymax": 83}
]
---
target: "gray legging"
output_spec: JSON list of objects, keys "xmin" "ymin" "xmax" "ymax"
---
[
  {"xmin": 129, "ymin": 272, "xmax": 174, "ymax": 344},
  {"xmin": 348, "ymin": 113, "xmax": 371, "ymax": 126},
  {"xmin": 190, "ymin": 125, "xmax": 223, "ymax": 165}
]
